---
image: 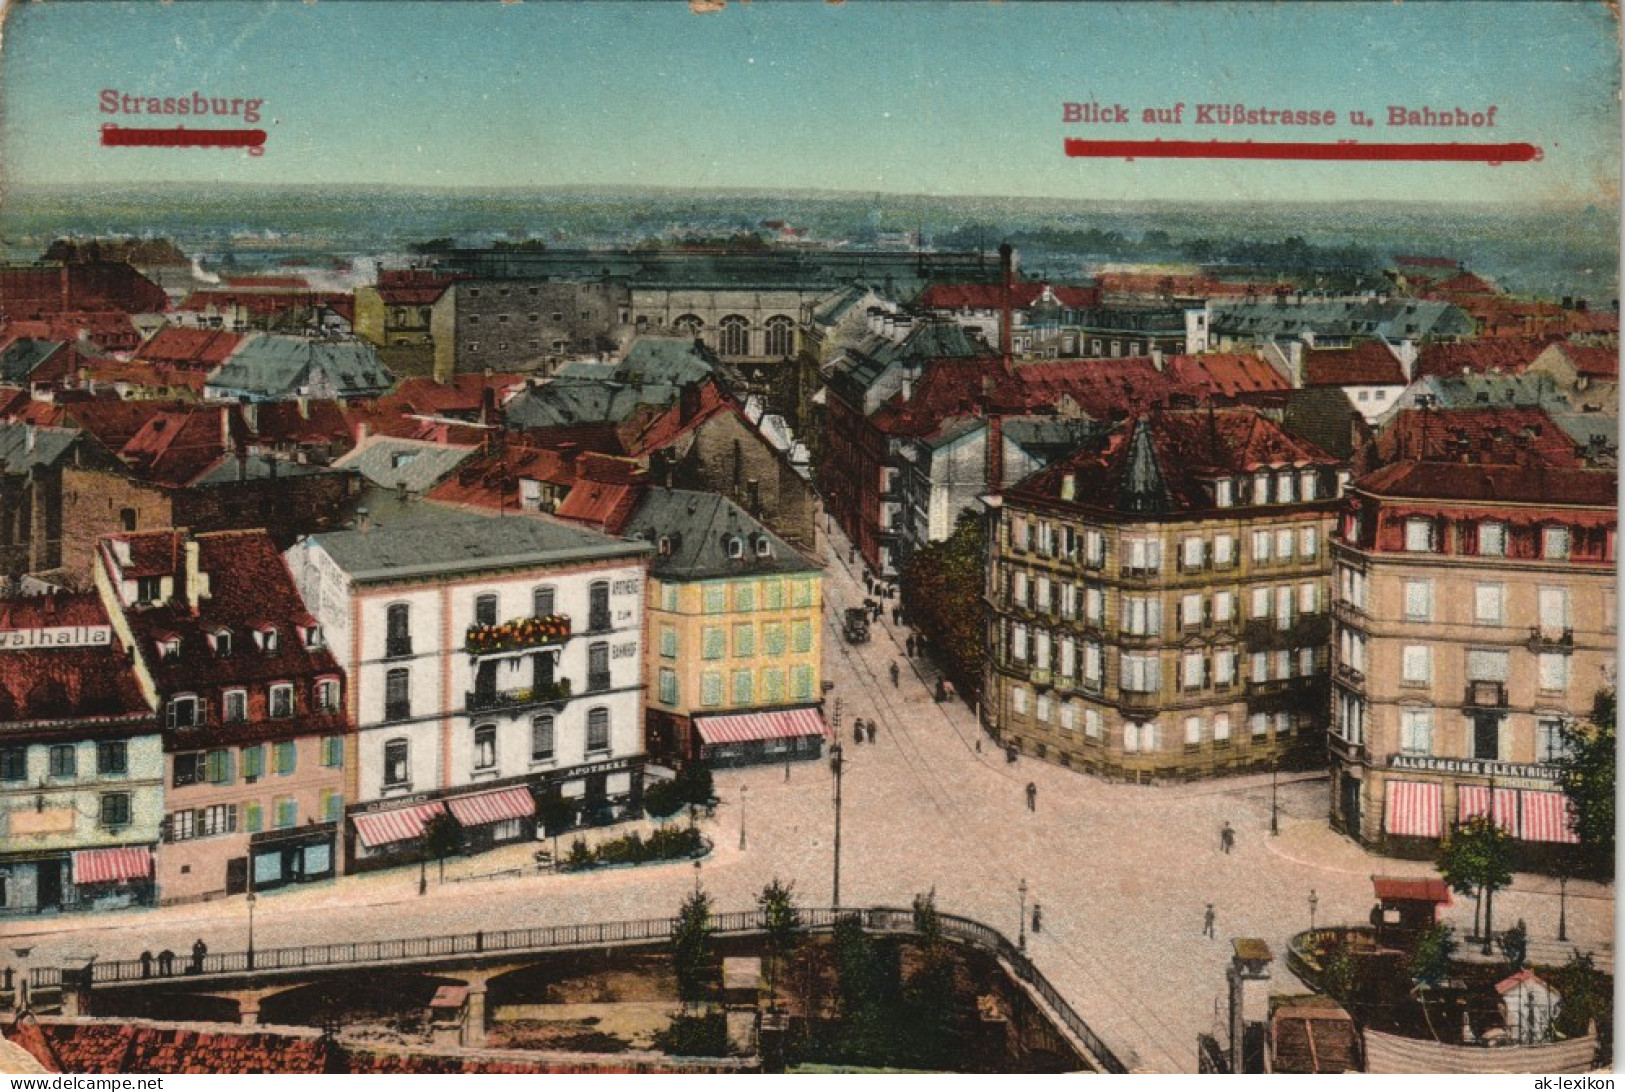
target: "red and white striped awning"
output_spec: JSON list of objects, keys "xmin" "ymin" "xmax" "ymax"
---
[
  {"xmin": 1457, "ymin": 786, "xmax": 1518, "ymax": 833},
  {"xmin": 447, "ymin": 786, "xmax": 535, "ymax": 827},
  {"xmin": 1520, "ymin": 790, "xmax": 1580, "ymax": 844},
  {"xmin": 696, "ymin": 707, "xmax": 828, "ymax": 746},
  {"xmin": 352, "ymin": 801, "xmax": 449, "ymax": 848},
  {"xmin": 72, "ymin": 846, "xmax": 152, "ymax": 886},
  {"xmin": 1385, "ymin": 780, "xmax": 1442, "ymax": 838}
]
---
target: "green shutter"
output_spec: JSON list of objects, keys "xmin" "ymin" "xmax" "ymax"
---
[
  {"xmin": 244, "ymin": 801, "xmax": 262, "ymax": 833},
  {"xmin": 241, "ymin": 745, "xmax": 264, "ymax": 779}
]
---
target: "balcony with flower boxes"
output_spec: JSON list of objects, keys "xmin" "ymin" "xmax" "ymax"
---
[
  {"xmin": 465, "ymin": 615, "xmax": 572, "ymax": 660},
  {"xmin": 465, "ymin": 677, "xmax": 574, "ymax": 715}
]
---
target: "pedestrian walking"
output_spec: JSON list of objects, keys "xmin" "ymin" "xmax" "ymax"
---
[
  {"xmin": 934, "ymin": 678, "xmax": 946, "ymax": 702},
  {"xmin": 157, "ymin": 949, "xmax": 175, "ymax": 976},
  {"xmin": 189, "ymin": 938, "xmax": 207, "ymax": 974},
  {"xmin": 890, "ymin": 661, "xmax": 900, "ymax": 687},
  {"xmin": 1220, "ymin": 821, "xmax": 1234, "ymax": 855},
  {"xmin": 1032, "ymin": 903, "xmax": 1043, "ymax": 934},
  {"xmin": 943, "ymin": 678, "xmax": 956, "ymax": 703},
  {"xmin": 1006, "ymin": 744, "xmax": 1018, "ymax": 764},
  {"xmin": 1203, "ymin": 904, "xmax": 1216, "ymax": 938},
  {"xmin": 139, "ymin": 951, "xmax": 153, "ymax": 979},
  {"xmin": 853, "ymin": 719, "xmax": 864, "ymax": 744},
  {"xmin": 866, "ymin": 722, "xmax": 876, "ymax": 744},
  {"xmin": 871, "ymin": 600, "xmax": 883, "ymax": 622},
  {"xmin": 1026, "ymin": 781, "xmax": 1037, "ymax": 812},
  {"xmin": 975, "ymin": 738, "xmax": 982, "ymax": 753},
  {"xmin": 906, "ymin": 635, "xmax": 916, "ymax": 658},
  {"xmin": 892, "ymin": 606, "xmax": 901, "ymax": 626},
  {"xmin": 848, "ymin": 547, "xmax": 856, "ymax": 565}
]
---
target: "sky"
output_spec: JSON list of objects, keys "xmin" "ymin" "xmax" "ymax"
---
[{"xmin": 0, "ymin": 0, "xmax": 1619, "ymax": 205}]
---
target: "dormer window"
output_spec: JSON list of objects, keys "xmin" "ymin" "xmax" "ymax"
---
[
  {"xmin": 157, "ymin": 637, "xmax": 181, "ymax": 662},
  {"xmin": 727, "ymin": 536, "xmax": 744, "ymax": 560},
  {"xmin": 136, "ymin": 576, "xmax": 162, "ymax": 606},
  {"xmin": 211, "ymin": 630, "xmax": 232, "ymax": 657},
  {"xmin": 754, "ymin": 536, "xmax": 772, "ymax": 559},
  {"xmin": 1214, "ymin": 478, "xmax": 1234, "ymax": 508},
  {"xmin": 256, "ymin": 627, "xmax": 279, "ymax": 653},
  {"xmin": 303, "ymin": 625, "xmax": 324, "ymax": 650},
  {"xmin": 1252, "ymin": 474, "xmax": 1271, "ymax": 506},
  {"xmin": 658, "ymin": 536, "xmax": 673, "ymax": 557}
]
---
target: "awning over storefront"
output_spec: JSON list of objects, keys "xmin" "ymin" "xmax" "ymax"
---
[
  {"xmin": 1385, "ymin": 780, "xmax": 1442, "ymax": 838},
  {"xmin": 1520, "ymin": 790, "xmax": 1580, "ymax": 844},
  {"xmin": 696, "ymin": 707, "xmax": 828, "ymax": 746},
  {"xmin": 1457, "ymin": 785, "xmax": 1519, "ymax": 832},
  {"xmin": 351, "ymin": 801, "xmax": 449, "ymax": 848},
  {"xmin": 72, "ymin": 846, "xmax": 152, "ymax": 885},
  {"xmin": 447, "ymin": 787, "xmax": 535, "ymax": 827}
]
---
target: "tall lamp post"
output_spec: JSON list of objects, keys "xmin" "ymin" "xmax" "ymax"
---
[
  {"xmin": 1270, "ymin": 757, "xmax": 1280, "ymax": 836},
  {"xmin": 1558, "ymin": 873, "xmax": 1569, "ymax": 943},
  {"xmin": 740, "ymin": 784, "xmax": 748, "ymax": 851},
  {"xmin": 1308, "ymin": 889, "xmax": 1318, "ymax": 933},
  {"xmin": 246, "ymin": 883, "xmax": 258, "ymax": 971},
  {"xmin": 1018, "ymin": 878, "xmax": 1028, "ymax": 951},
  {"xmin": 830, "ymin": 742, "xmax": 844, "ymax": 908}
]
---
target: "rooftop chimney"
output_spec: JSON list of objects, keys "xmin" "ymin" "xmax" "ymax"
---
[{"xmin": 183, "ymin": 536, "xmax": 208, "ymax": 614}]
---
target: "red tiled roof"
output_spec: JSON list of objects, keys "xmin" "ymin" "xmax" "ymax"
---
[
  {"xmin": 104, "ymin": 530, "xmax": 338, "ymax": 696},
  {"xmin": 173, "ymin": 289, "xmax": 351, "ymax": 318},
  {"xmin": 1095, "ymin": 272, "xmax": 1283, "ymax": 298},
  {"xmin": 916, "ymin": 282, "xmax": 1099, "ymax": 311},
  {"xmin": 1167, "ymin": 352, "xmax": 1292, "ymax": 398},
  {"xmin": 1394, "ymin": 255, "xmax": 1460, "ymax": 270},
  {"xmin": 1009, "ymin": 408, "xmax": 1336, "ymax": 515},
  {"xmin": 1302, "ymin": 342, "xmax": 1407, "ymax": 387},
  {"xmin": 553, "ymin": 476, "xmax": 645, "ymax": 534},
  {"xmin": 1012, "ymin": 357, "xmax": 1184, "ymax": 420},
  {"xmin": 134, "ymin": 327, "xmax": 245, "ymax": 369},
  {"xmin": 224, "ymin": 275, "xmax": 310, "ymax": 289},
  {"xmin": 1376, "ymin": 407, "xmax": 1584, "ymax": 467},
  {"xmin": 0, "ymin": 593, "xmax": 150, "ymax": 724},
  {"xmin": 80, "ymin": 361, "xmax": 209, "ymax": 396},
  {"xmin": 1555, "ymin": 344, "xmax": 1619, "ymax": 380},
  {"xmin": 617, "ymin": 379, "xmax": 734, "ymax": 454},
  {"xmin": 392, "ymin": 374, "xmax": 526, "ymax": 417},
  {"xmin": 1564, "ymin": 310, "xmax": 1618, "ymax": 334},
  {"xmin": 1412, "ymin": 337, "xmax": 1558, "ymax": 380},
  {"xmin": 2, "ymin": 313, "xmax": 141, "ymax": 352},
  {"xmin": 118, "ymin": 407, "xmax": 229, "ymax": 486},
  {"xmin": 1358, "ymin": 460, "xmax": 1616, "ymax": 507},
  {"xmin": 1426, "ymin": 270, "xmax": 1498, "ymax": 296}
]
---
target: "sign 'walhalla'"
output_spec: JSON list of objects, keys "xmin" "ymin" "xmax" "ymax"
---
[{"xmin": 0, "ymin": 626, "xmax": 114, "ymax": 650}]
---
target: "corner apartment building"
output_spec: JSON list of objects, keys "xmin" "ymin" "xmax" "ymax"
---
[
  {"xmin": 285, "ymin": 508, "xmax": 651, "ymax": 870},
  {"xmin": 985, "ymin": 410, "xmax": 1346, "ymax": 780},
  {"xmin": 1328, "ymin": 459, "xmax": 1615, "ymax": 854}
]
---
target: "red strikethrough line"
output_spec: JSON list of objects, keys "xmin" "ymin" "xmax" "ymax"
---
[
  {"xmin": 1064, "ymin": 139, "xmax": 1540, "ymax": 163},
  {"xmin": 101, "ymin": 126, "xmax": 266, "ymax": 148}
]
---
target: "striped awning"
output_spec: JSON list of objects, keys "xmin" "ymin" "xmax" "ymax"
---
[
  {"xmin": 1457, "ymin": 786, "xmax": 1518, "ymax": 833},
  {"xmin": 1520, "ymin": 790, "xmax": 1580, "ymax": 844},
  {"xmin": 351, "ymin": 801, "xmax": 448, "ymax": 848},
  {"xmin": 447, "ymin": 786, "xmax": 535, "ymax": 827},
  {"xmin": 1385, "ymin": 780, "xmax": 1442, "ymax": 838},
  {"xmin": 72, "ymin": 846, "xmax": 152, "ymax": 885},
  {"xmin": 696, "ymin": 707, "xmax": 828, "ymax": 746}
]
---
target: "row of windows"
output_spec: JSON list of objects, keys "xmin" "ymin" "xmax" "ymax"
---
[
  {"xmin": 1006, "ymin": 580, "xmax": 1322, "ymax": 635},
  {"xmin": 684, "ymin": 619, "xmax": 817, "ymax": 660},
  {"xmin": 388, "ymin": 583, "xmax": 614, "ymax": 656},
  {"xmin": 678, "ymin": 665, "xmax": 818, "ymax": 709},
  {"xmin": 1005, "ymin": 522, "xmax": 1321, "ymax": 572},
  {"xmin": 657, "ymin": 314, "xmax": 795, "ymax": 358},
  {"xmin": 686, "ymin": 578, "xmax": 818, "ymax": 615},
  {"xmin": 1337, "ymin": 571, "xmax": 1577, "ymax": 629},
  {"xmin": 1339, "ymin": 627, "xmax": 1573, "ymax": 692},
  {"xmin": 1, "ymin": 742, "xmax": 129, "ymax": 782},
  {"xmin": 173, "ymin": 738, "xmax": 343, "ymax": 788},
  {"xmin": 152, "ymin": 624, "xmax": 318, "ymax": 660},
  {"xmin": 166, "ymin": 679, "xmax": 340, "ymax": 729},
  {"xmin": 1366, "ymin": 516, "xmax": 1588, "ymax": 562},
  {"xmin": 166, "ymin": 792, "xmax": 342, "ymax": 841},
  {"xmin": 381, "ymin": 710, "xmax": 611, "ymax": 787},
  {"xmin": 1009, "ymin": 689, "xmax": 1304, "ymax": 749},
  {"xmin": 1336, "ymin": 697, "xmax": 1575, "ymax": 765}
]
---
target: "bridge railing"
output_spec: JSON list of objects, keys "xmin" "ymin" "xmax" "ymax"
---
[{"xmin": 67, "ymin": 905, "xmax": 1124, "ymax": 1072}]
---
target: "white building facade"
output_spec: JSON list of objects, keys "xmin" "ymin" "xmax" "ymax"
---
[{"xmin": 286, "ymin": 511, "xmax": 651, "ymax": 870}]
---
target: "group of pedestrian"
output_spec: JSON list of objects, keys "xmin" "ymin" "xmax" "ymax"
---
[
  {"xmin": 850, "ymin": 718, "xmax": 878, "ymax": 744},
  {"xmin": 138, "ymin": 939, "xmax": 208, "ymax": 977}
]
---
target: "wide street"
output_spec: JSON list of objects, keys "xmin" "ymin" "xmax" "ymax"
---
[{"xmin": 3, "ymin": 524, "xmax": 1613, "ymax": 1073}]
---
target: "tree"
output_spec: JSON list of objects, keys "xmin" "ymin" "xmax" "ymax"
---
[
  {"xmin": 538, "ymin": 793, "xmax": 576, "ymax": 861},
  {"xmin": 899, "ymin": 509, "xmax": 987, "ymax": 702},
  {"xmin": 420, "ymin": 811, "xmax": 462, "ymax": 885},
  {"xmin": 757, "ymin": 878, "xmax": 802, "ymax": 1009},
  {"xmin": 1557, "ymin": 689, "xmax": 1615, "ymax": 878},
  {"xmin": 1498, "ymin": 918, "xmax": 1528, "ymax": 972},
  {"xmin": 1409, "ymin": 922, "xmax": 1457, "ymax": 988},
  {"xmin": 672, "ymin": 888, "xmax": 715, "ymax": 1009},
  {"xmin": 1437, "ymin": 814, "xmax": 1515, "ymax": 953},
  {"xmin": 903, "ymin": 889, "xmax": 956, "ymax": 1066},
  {"xmin": 830, "ymin": 914, "xmax": 897, "ymax": 1066},
  {"xmin": 1553, "ymin": 949, "xmax": 1611, "ymax": 1045},
  {"xmin": 643, "ymin": 779, "xmax": 686, "ymax": 821},
  {"xmin": 676, "ymin": 762, "xmax": 715, "ymax": 807}
]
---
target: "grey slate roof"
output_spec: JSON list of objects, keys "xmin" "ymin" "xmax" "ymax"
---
[
  {"xmin": 0, "ymin": 422, "xmax": 79, "ymax": 473},
  {"xmin": 1387, "ymin": 372, "xmax": 1577, "ymax": 420},
  {"xmin": 310, "ymin": 508, "xmax": 648, "ymax": 582},
  {"xmin": 1000, "ymin": 416, "xmax": 1101, "ymax": 463},
  {"xmin": 504, "ymin": 379, "xmax": 675, "ymax": 429},
  {"xmin": 334, "ymin": 436, "xmax": 478, "ymax": 493},
  {"xmin": 1210, "ymin": 299, "xmax": 1474, "ymax": 342},
  {"xmin": 620, "ymin": 488, "xmax": 817, "ymax": 582},
  {"xmin": 615, "ymin": 337, "xmax": 717, "ymax": 388},
  {"xmin": 207, "ymin": 334, "xmax": 395, "ymax": 399},
  {"xmin": 0, "ymin": 339, "xmax": 63, "ymax": 383},
  {"xmin": 190, "ymin": 453, "xmax": 338, "ymax": 486}
]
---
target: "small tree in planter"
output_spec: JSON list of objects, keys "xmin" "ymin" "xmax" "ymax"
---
[
  {"xmin": 538, "ymin": 793, "xmax": 576, "ymax": 863},
  {"xmin": 1409, "ymin": 922, "xmax": 1459, "ymax": 1041},
  {"xmin": 1498, "ymin": 919, "xmax": 1529, "ymax": 972},
  {"xmin": 672, "ymin": 887, "xmax": 715, "ymax": 1011},
  {"xmin": 420, "ymin": 811, "xmax": 462, "ymax": 886},
  {"xmin": 758, "ymin": 878, "xmax": 802, "ymax": 1008},
  {"xmin": 676, "ymin": 762, "xmax": 715, "ymax": 809},
  {"xmin": 643, "ymin": 779, "xmax": 686, "ymax": 823},
  {"xmin": 1437, "ymin": 814, "xmax": 1515, "ymax": 954}
]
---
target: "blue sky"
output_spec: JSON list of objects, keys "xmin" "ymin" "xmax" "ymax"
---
[{"xmin": 1, "ymin": 1, "xmax": 1617, "ymax": 204}]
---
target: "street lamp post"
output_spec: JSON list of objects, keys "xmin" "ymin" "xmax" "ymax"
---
[
  {"xmin": 1308, "ymin": 889, "xmax": 1318, "ymax": 933},
  {"xmin": 1018, "ymin": 878, "xmax": 1028, "ymax": 952},
  {"xmin": 1270, "ymin": 757, "xmax": 1280, "ymax": 837},
  {"xmin": 831, "ymin": 741, "xmax": 845, "ymax": 908},
  {"xmin": 1558, "ymin": 874, "xmax": 1569, "ymax": 943},
  {"xmin": 740, "ymin": 785, "xmax": 748, "ymax": 851},
  {"xmin": 693, "ymin": 858, "xmax": 702, "ymax": 896},
  {"xmin": 419, "ymin": 847, "xmax": 427, "ymax": 897},
  {"xmin": 246, "ymin": 886, "xmax": 257, "ymax": 971}
]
